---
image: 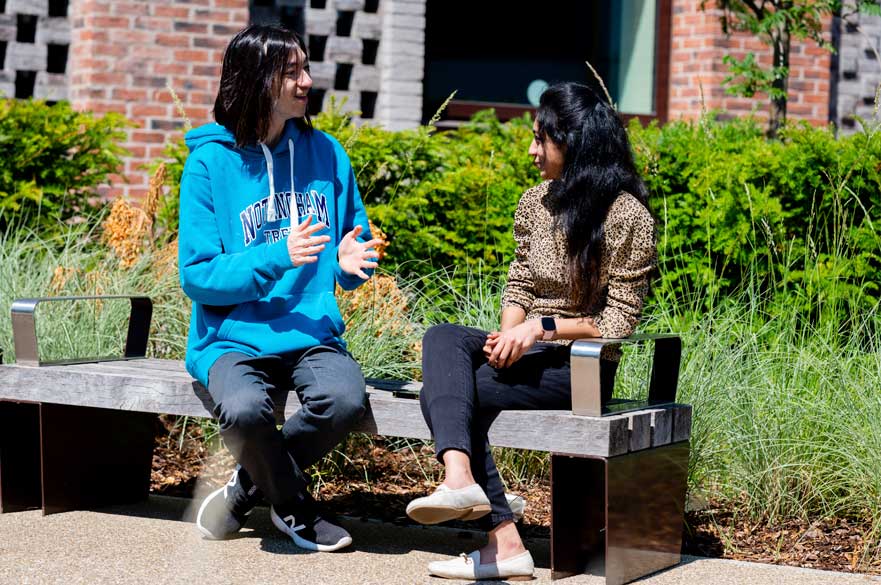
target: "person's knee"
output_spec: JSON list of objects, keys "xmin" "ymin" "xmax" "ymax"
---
[
  {"xmin": 216, "ymin": 392, "xmax": 273, "ymax": 434},
  {"xmin": 422, "ymin": 323, "xmax": 464, "ymax": 352},
  {"xmin": 330, "ymin": 386, "xmax": 368, "ymax": 430}
]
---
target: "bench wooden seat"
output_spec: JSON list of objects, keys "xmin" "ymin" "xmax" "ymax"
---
[
  {"xmin": 0, "ymin": 358, "xmax": 691, "ymax": 457},
  {"xmin": 0, "ymin": 297, "xmax": 692, "ymax": 585}
]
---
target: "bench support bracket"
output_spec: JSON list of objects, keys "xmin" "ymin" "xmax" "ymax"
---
[
  {"xmin": 551, "ymin": 440, "xmax": 689, "ymax": 584},
  {"xmin": 0, "ymin": 400, "xmax": 156, "ymax": 516}
]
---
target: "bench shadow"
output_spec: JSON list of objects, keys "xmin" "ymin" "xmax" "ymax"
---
[{"xmin": 95, "ymin": 494, "xmax": 553, "ymax": 567}]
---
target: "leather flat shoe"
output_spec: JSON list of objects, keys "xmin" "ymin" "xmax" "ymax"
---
[
  {"xmin": 428, "ymin": 550, "xmax": 535, "ymax": 581},
  {"xmin": 405, "ymin": 484, "xmax": 491, "ymax": 525}
]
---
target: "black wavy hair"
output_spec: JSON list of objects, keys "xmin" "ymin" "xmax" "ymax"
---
[
  {"xmin": 214, "ymin": 24, "xmax": 312, "ymax": 147},
  {"xmin": 536, "ymin": 82, "xmax": 652, "ymax": 311}
]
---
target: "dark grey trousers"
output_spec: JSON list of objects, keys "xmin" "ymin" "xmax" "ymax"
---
[{"xmin": 207, "ymin": 346, "xmax": 367, "ymax": 509}]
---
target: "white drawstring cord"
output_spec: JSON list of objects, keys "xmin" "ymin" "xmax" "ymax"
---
[
  {"xmin": 259, "ymin": 138, "xmax": 296, "ymax": 224},
  {"xmin": 288, "ymin": 137, "xmax": 295, "ymax": 209},
  {"xmin": 259, "ymin": 142, "xmax": 277, "ymax": 223}
]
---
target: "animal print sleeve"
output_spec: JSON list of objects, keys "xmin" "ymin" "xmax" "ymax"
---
[
  {"xmin": 501, "ymin": 189, "xmax": 536, "ymax": 313},
  {"xmin": 592, "ymin": 195, "xmax": 657, "ymax": 338}
]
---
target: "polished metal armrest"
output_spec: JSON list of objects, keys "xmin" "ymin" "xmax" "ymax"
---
[
  {"xmin": 570, "ymin": 333, "xmax": 682, "ymax": 417},
  {"xmin": 11, "ymin": 295, "xmax": 153, "ymax": 367}
]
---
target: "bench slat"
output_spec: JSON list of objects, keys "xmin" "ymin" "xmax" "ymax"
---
[{"xmin": 0, "ymin": 362, "xmax": 690, "ymax": 457}]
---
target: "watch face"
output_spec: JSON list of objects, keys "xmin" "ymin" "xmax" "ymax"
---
[{"xmin": 541, "ymin": 316, "xmax": 556, "ymax": 331}]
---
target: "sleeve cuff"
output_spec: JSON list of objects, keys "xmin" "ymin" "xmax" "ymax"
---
[
  {"xmin": 334, "ymin": 253, "xmax": 370, "ymax": 290},
  {"xmin": 264, "ymin": 239, "xmax": 294, "ymax": 279}
]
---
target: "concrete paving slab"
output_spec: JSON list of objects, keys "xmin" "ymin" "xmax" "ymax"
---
[{"xmin": 0, "ymin": 495, "xmax": 878, "ymax": 585}]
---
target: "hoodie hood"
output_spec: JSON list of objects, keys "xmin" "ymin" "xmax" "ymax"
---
[
  {"xmin": 184, "ymin": 121, "xmax": 302, "ymax": 157},
  {"xmin": 186, "ymin": 121, "xmax": 304, "ymax": 222}
]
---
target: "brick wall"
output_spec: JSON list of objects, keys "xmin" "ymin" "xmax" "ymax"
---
[
  {"xmin": 68, "ymin": 0, "xmax": 248, "ymax": 197},
  {"xmin": 66, "ymin": 0, "xmax": 425, "ymax": 197},
  {"xmin": 669, "ymin": 0, "xmax": 831, "ymax": 126}
]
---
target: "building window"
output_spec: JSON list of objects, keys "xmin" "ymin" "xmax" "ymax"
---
[
  {"xmin": 250, "ymin": 0, "xmax": 306, "ymax": 36},
  {"xmin": 423, "ymin": 0, "xmax": 670, "ymax": 124}
]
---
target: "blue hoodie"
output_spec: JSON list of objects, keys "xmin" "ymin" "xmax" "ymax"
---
[{"xmin": 178, "ymin": 120, "xmax": 372, "ymax": 385}]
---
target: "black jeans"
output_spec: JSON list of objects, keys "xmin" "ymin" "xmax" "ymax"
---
[
  {"xmin": 420, "ymin": 323, "xmax": 615, "ymax": 527},
  {"xmin": 207, "ymin": 345, "xmax": 367, "ymax": 509}
]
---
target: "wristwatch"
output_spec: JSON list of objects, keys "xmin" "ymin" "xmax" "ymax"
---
[{"xmin": 540, "ymin": 316, "xmax": 557, "ymax": 341}]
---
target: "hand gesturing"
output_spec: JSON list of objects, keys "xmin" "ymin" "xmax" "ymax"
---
[
  {"xmin": 338, "ymin": 224, "xmax": 382, "ymax": 279},
  {"xmin": 287, "ymin": 215, "xmax": 331, "ymax": 267}
]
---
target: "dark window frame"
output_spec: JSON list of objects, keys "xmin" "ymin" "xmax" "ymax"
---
[{"xmin": 441, "ymin": 0, "xmax": 672, "ymax": 125}]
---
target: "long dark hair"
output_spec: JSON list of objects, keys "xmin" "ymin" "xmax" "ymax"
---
[
  {"xmin": 536, "ymin": 82, "xmax": 652, "ymax": 311},
  {"xmin": 214, "ymin": 24, "xmax": 312, "ymax": 147}
]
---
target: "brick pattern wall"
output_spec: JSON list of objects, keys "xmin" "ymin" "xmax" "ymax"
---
[
  {"xmin": 669, "ymin": 0, "xmax": 831, "ymax": 126},
  {"xmin": 374, "ymin": 0, "xmax": 423, "ymax": 130},
  {"xmin": 0, "ymin": 0, "xmax": 70, "ymax": 101},
  {"xmin": 68, "ymin": 0, "xmax": 248, "ymax": 197},
  {"xmin": 303, "ymin": 0, "xmax": 381, "ymax": 121},
  {"xmin": 836, "ymin": 2, "xmax": 881, "ymax": 133},
  {"xmin": 303, "ymin": 0, "xmax": 424, "ymax": 130}
]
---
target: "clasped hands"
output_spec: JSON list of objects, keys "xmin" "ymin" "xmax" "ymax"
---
[
  {"xmin": 286, "ymin": 215, "xmax": 381, "ymax": 279},
  {"xmin": 483, "ymin": 320, "xmax": 544, "ymax": 369}
]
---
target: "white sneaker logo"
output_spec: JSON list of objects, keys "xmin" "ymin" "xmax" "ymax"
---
[{"xmin": 283, "ymin": 514, "xmax": 306, "ymax": 532}]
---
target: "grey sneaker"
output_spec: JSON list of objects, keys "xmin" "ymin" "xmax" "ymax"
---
[{"xmin": 196, "ymin": 467, "xmax": 262, "ymax": 540}]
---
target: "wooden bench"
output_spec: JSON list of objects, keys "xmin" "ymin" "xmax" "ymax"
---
[{"xmin": 0, "ymin": 296, "xmax": 691, "ymax": 585}]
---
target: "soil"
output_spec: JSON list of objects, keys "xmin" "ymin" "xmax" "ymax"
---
[{"xmin": 151, "ymin": 416, "xmax": 880, "ymax": 575}]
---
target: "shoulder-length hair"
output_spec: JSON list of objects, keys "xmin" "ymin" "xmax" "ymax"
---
[
  {"xmin": 214, "ymin": 24, "xmax": 312, "ymax": 147},
  {"xmin": 536, "ymin": 82, "xmax": 652, "ymax": 311}
]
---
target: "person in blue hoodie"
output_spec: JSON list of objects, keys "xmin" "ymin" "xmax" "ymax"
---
[{"xmin": 180, "ymin": 24, "xmax": 381, "ymax": 552}]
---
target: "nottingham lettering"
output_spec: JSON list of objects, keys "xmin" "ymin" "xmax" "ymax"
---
[{"xmin": 239, "ymin": 190, "xmax": 331, "ymax": 246}]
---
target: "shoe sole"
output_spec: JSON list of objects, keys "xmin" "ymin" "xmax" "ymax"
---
[
  {"xmin": 270, "ymin": 510, "xmax": 353, "ymax": 552},
  {"xmin": 406, "ymin": 503, "xmax": 492, "ymax": 525},
  {"xmin": 196, "ymin": 486, "xmax": 226, "ymax": 540},
  {"xmin": 429, "ymin": 568, "xmax": 534, "ymax": 581}
]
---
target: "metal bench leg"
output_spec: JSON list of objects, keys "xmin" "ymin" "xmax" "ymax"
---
[
  {"xmin": 605, "ymin": 441, "xmax": 689, "ymax": 585},
  {"xmin": 551, "ymin": 441, "xmax": 689, "ymax": 584},
  {"xmin": 0, "ymin": 400, "xmax": 43, "ymax": 513},
  {"xmin": 39, "ymin": 404, "xmax": 156, "ymax": 515},
  {"xmin": 550, "ymin": 454, "xmax": 606, "ymax": 579}
]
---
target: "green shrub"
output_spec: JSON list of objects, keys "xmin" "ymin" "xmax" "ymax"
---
[
  {"xmin": 367, "ymin": 110, "xmax": 536, "ymax": 273},
  {"xmin": 150, "ymin": 107, "xmax": 880, "ymax": 312},
  {"xmin": 633, "ymin": 116, "xmax": 881, "ymax": 310},
  {"xmin": 0, "ymin": 100, "xmax": 129, "ymax": 231}
]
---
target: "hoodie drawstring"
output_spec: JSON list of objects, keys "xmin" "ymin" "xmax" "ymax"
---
[
  {"xmin": 259, "ymin": 139, "xmax": 296, "ymax": 224},
  {"xmin": 288, "ymin": 138, "xmax": 295, "ymax": 217}
]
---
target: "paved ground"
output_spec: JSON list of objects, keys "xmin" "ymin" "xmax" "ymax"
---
[{"xmin": 0, "ymin": 495, "xmax": 879, "ymax": 585}]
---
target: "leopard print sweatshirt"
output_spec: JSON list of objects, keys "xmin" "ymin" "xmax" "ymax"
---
[{"xmin": 501, "ymin": 180, "xmax": 656, "ymax": 342}]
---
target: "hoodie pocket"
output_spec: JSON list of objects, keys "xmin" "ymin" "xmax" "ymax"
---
[
  {"xmin": 216, "ymin": 304, "xmax": 245, "ymax": 340},
  {"xmin": 216, "ymin": 292, "xmax": 345, "ymax": 353}
]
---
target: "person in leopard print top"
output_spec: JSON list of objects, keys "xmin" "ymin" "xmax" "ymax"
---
[
  {"xmin": 503, "ymin": 180, "xmax": 655, "ymax": 343},
  {"xmin": 406, "ymin": 82, "xmax": 657, "ymax": 581}
]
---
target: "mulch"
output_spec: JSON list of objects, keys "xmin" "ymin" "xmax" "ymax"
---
[{"xmin": 150, "ymin": 416, "xmax": 880, "ymax": 575}]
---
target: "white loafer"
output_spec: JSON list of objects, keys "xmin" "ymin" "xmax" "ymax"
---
[
  {"xmin": 405, "ymin": 484, "xmax": 491, "ymax": 524},
  {"xmin": 428, "ymin": 550, "xmax": 535, "ymax": 581},
  {"xmin": 506, "ymin": 493, "xmax": 525, "ymax": 522}
]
